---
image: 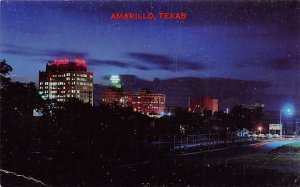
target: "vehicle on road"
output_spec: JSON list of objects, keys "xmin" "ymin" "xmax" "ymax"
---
[
  {"xmin": 265, "ymin": 134, "xmax": 273, "ymax": 139},
  {"xmin": 247, "ymin": 133, "xmax": 257, "ymax": 138}
]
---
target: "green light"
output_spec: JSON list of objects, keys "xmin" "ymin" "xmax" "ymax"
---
[
  {"xmin": 110, "ymin": 75, "xmax": 120, "ymax": 83},
  {"xmin": 110, "ymin": 75, "xmax": 121, "ymax": 88}
]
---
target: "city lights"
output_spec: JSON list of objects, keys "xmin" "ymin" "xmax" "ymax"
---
[
  {"xmin": 2, "ymin": 0, "xmax": 300, "ymax": 185},
  {"xmin": 258, "ymin": 126, "xmax": 262, "ymax": 134},
  {"xmin": 110, "ymin": 75, "xmax": 122, "ymax": 89},
  {"xmin": 74, "ymin": 59, "xmax": 86, "ymax": 64},
  {"xmin": 280, "ymin": 104, "xmax": 296, "ymax": 124},
  {"xmin": 110, "ymin": 75, "xmax": 120, "ymax": 84},
  {"xmin": 282, "ymin": 104, "xmax": 295, "ymax": 116},
  {"xmin": 53, "ymin": 58, "xmax": 69, "ymax": 65},
  {"xmin": 39, "ymin": 59, "xmax": 93, "ymax": 105}
]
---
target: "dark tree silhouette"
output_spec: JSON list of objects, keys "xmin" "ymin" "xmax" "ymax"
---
[{"xmin": 1, "ymin": 59, "xmax": 13, "ymax": 87}]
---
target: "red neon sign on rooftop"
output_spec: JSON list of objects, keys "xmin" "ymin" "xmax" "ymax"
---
[
  {"xmin": 52, "ymin": 58, "xmax": 69, "ymax": 65},
  {"xmin": 74, "ymin": 58, "xmax": 86, "ymax": 64},
  {"xmin": 51, "ymin": 58, "xmax": 87, "ymax": 67}
]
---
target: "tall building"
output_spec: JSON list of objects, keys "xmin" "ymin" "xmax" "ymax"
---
[
  {"xmin": 189, "ymin": 96, "xmax": 218, "ymax": 113},
  {"xmin": 39, "ymin": 58, "xmax": 93, "ymax": 105},
  {"xmin": 101, "ymin": 76, "xmax": 166, "ymax": 115}
]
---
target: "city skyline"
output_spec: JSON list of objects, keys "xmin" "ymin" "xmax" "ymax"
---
[{"xmin": 1, "ymin": 1, "xmax": 299, "ymax": 109}]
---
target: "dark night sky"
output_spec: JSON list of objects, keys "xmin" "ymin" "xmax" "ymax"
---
[{"xmin": 1, "ymin": 1, "xmax": 299, "ymax": 109}]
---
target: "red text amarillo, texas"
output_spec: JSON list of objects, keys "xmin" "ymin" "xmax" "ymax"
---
[{"xmin": 111, "ymin": 12, "xmax": 187, "ymax": 20}]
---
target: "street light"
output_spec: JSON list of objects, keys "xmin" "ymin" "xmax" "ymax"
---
[
  {"xmin": 258, "ymin": 126, "xmax": 262, "ymax": 134},
  {"xmin": 280, "ymin": 104, "xmax": 295, "ymax": 124},
  {"xmin": 279, "ymin": 104, "xmax": 295, "ymax": 137}
]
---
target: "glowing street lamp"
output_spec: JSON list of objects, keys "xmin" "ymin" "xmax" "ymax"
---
[
  {"xmin": 258, "ymin": 126, "xmax": 262, "ymax": 134},
  {"xmin": 280, "ymin": 104, "xmax": 295, "ymax": 124},
  {"xmin": 279, "ymin": 104, "xmax": 295, "ymax": 136}
]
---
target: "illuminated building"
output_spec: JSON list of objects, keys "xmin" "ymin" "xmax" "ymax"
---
[
  {"xmin": 101, "ymin": 75, "xmax": 123, "ymax": 106},
  {"xmin": 39, "ymin": 58, "xmax": 93, "ymax": 105},
  {"xmin": 189, "ymin": 96, "xmax": 218, "ymax": 113},
  {"xmin": 123, "ymin": 89, "xmax": 166, "ymax": 114},
  {"xmin": 101, "ymin": 87, "xmax": 123, "ymax": 106},
  {"xmin": 101, "ymin": 76, "xmax": 166, "ymax": 115}
]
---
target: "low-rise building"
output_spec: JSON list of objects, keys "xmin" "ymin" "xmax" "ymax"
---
[{"xmin": 189, "ymin": 96, "xmax": 218, "ymax": 113}]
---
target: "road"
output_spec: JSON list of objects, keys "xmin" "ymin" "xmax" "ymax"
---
[
  {"xmin": 180, "ymin": 138, "xmax": 300, "ymax": 163},
  {"xmin": 113, "ymin": 138, "xmax": 300, "ymax": 185}
]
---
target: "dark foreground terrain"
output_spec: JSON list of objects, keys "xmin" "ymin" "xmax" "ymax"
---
[{"xmin": 2, "ymin": 140, "xmax": 300, "ymax": 186}]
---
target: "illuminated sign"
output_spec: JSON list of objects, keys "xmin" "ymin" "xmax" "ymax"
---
[
  {"xmin": 53, "ymin": 58, "xmax": 69, "ymax": 65},
  {"xmin": 74, "ymin": 59, "xmax": 86, "ymax": 64},
  {"xmin": 110, "ymin": 75, "xmax": 120, "ymax": 83},
  {"xmin": 110, "ymin": 75, "xmax": 121, "ymax": 88},
  {"xmin": 269, "ymin": 123, "xmax": 282, "ymax": 137},
  {"xmin": 269, "ymin": 124, "xmax": 282, "ymax": 130},
  {"xmin": 51, "ymin": 58, "xmax": 87, "ymax": 68}
]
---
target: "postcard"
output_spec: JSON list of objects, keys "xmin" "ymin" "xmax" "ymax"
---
[{"xmin": 1, "ymin": 1, "xmax": 299, "ymax": 186}]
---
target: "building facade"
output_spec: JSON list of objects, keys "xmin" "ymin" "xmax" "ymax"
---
[
  {"xmin": 101, "ymin": 87, "xmax": 123, "ymax": 106},
  {"xmin": 39, "ymin": 59, "xmax": 93, "ymax": 105},
  {"xmin": 189, "ymin": 96, "xmax": 218, "ymax": 113},
  {"xmin": 123, "ymin": 89, "xmax": 166, "ymax": 114},
  {"xmin": 101, "ymin": 80, "xmax": 166, "ymax": 115}
]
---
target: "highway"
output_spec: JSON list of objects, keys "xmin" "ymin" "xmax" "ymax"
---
[
  {"xmin": 180, "ymin": 138, "xmax": 300, "ymax": 163},
  {"xmin": 113, "ymin": 138, "xmax": 300, "ymax": 185}
]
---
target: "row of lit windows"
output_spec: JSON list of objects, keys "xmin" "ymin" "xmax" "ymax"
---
[
  {"xmin": 75, "ymin": 73, "xmax": 93, "ymax": 79},
  {"xmin": 49, "ymin": 82, "xmax": 65, "ymax": 86},
  {"xmin": 40, "ymin": 86, "xmax": 68, "ymax": 90},
  {"xmin": 131, "ymin": 101, "xmax": 161, "ymax": 104},
  {"xmin": 41, "ymin": 81, "xmax": 92, "ymax": 87},
  {"xmin": 67, "ymin": 73, "xmax": 89, "ymax": 78},
  {"xmin": 77, "ymin": 77, "xmax": 86, "ymax": 81},
  {"xmin": 39, "ymin": 91, "xmax": 91, "ymax": 101},
  {"xmin": 147, "ymin": 106, "xmax": 160, "ymax": 109},
  {"xmin": 52, "ymin": 73, "xmax": 90, "ymax": 78},
  {"xmin": 44, "ymin": 91, "xmax": 92, "ymax": 96},
  {"xmin": 78, "ymin": 82, "xmax": 92, "ymax": 86},
  {"xmin": 52, "ymin": 74, "xmax": 65, "ymax": 78},
  {"xmin": 40, "ymin": 81, "xmax": 65, "ymax": 86}
]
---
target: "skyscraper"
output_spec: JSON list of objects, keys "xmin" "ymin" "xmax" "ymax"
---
[{"xmin": 39, "ymin": 59, "xmax": 93, "ymax": 105}]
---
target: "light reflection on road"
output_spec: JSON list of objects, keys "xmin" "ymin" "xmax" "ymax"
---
[{"xmin": 250, "ymin": 138, "xmax": 300, "ymax": 151}]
